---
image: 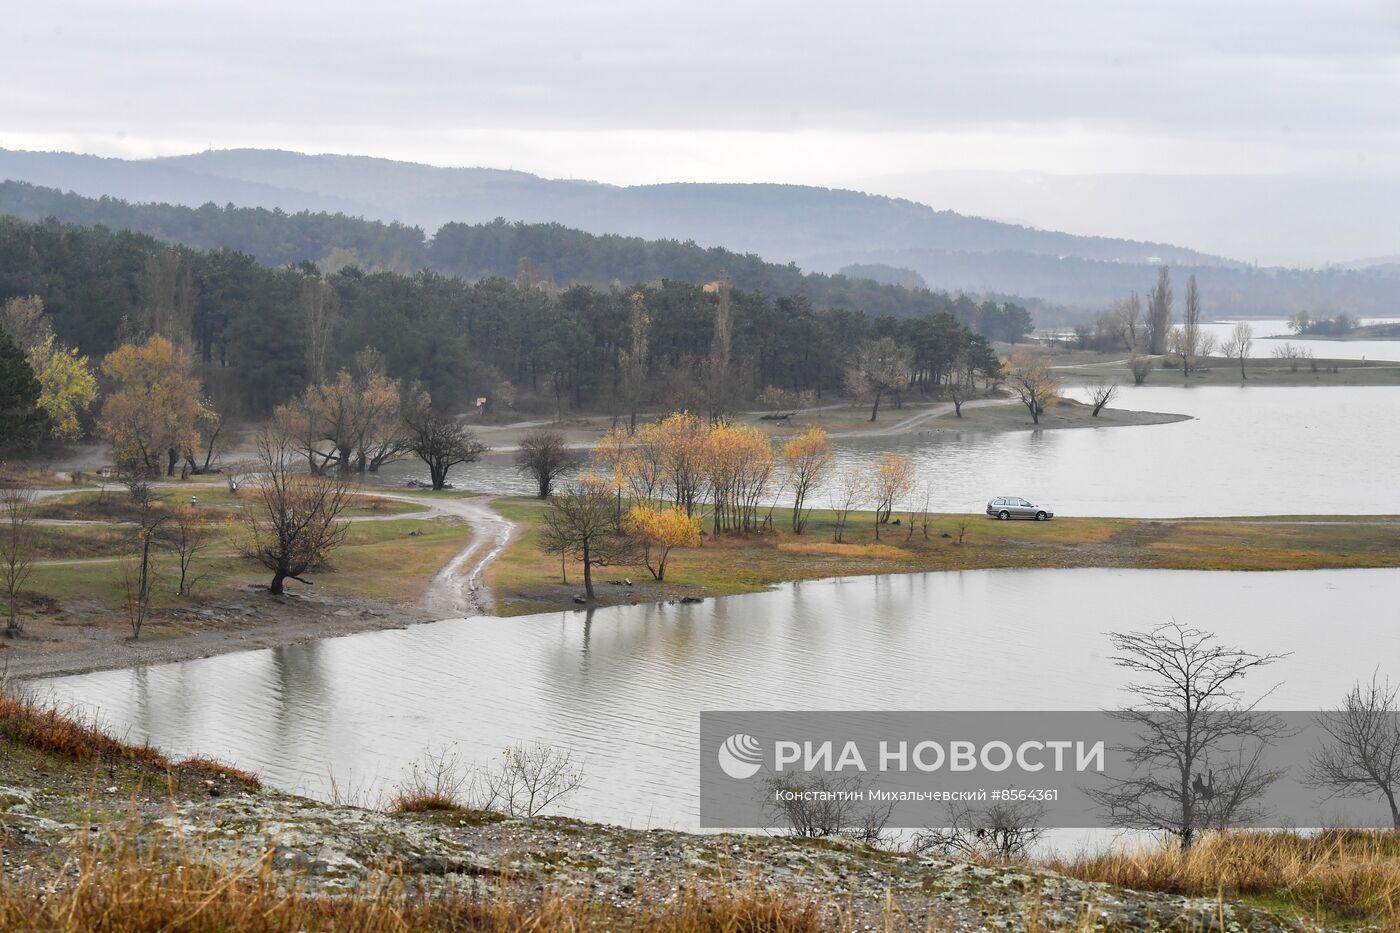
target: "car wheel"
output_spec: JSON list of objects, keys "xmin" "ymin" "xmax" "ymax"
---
[
  {"xmin": 1036, "ymin": 511, "xmax": 1047, "ymax": 521},
  {"xmin": 998, "ymin": 510, "xmax": 1010, "ymax": 521}
]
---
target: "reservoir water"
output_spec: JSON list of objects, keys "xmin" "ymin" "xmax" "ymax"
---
[
  {"xmin": 38, "ymin": 567, "xmax": 1400, "ymax": 830},
  {"xmin": 378, "ymin": 385, "xmax": 1400, "ymax": 517}
]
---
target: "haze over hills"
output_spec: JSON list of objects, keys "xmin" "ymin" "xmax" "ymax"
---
[{"xmin": 2, "ymin": 146, "xmax": 1396, "ymax": 318}]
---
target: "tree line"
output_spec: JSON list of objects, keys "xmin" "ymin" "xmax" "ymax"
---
[
  {"xmin": 0, "ymin": 215, "xmax": 1005, "ymax": 440},
  {"xmin": 0, "ymin": 182, "xmax": 1036, "ymax": 337}
]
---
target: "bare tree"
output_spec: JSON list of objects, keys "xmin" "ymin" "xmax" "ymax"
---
[
  {"xmin": 137, "ymin": 248, "xmax": 195, "ymax": 343},
  {"xmin": 1088, "ymin": 380, "xmax": 1120, "ymax": 416},
  {"xmin": 183, "ymin": 405, "xmax": 225, "ymax": 475},
  {"xmin": 404, "ymin": 398, "xmax": 488, "ymax": 491},
  {"xmin": 705, "ymin": 277, "xmax": 734, "ymax": 422},
  {"xmin": 170, "ymin": 504, "xmax": 210, "ymax": 597},
  {"xmin": 120, "ymin": 489, "xmax": 167, "ymax": 639},
  {"xmin": 846, "ymin": 337, "xmax": 913, "ymax": 422},
  {"xmin": 1089, "ymin": 623, "xmax": 1290, "ymax": 849},
  {"xmin": 620, "ymin": 291, "xmax": 650, "ymax": 434},
  {"xmin": 912, "ymin": 800, "xmax": 1046, "ymax": 861},
  {"xmin": 1113, "ymin": 293, "xmax": 1143, "ymax": 352},
  {"xmin": 1171, "ymin": 274, "xmax": 1203, "ymax": 376},
  {"xmin": 763, "ymin": 774, "xmax": 893, "ymax": 846},
  {"xmin": 829, "ymin": 468, "xmax": 868, "ymax": 543},
  {"xmin": 1272, "ymin": 342, "xmax": 1306, "ymax": 372},
  {"xmin": 1, "ymin": 482, "xmax": 38, "ymax": 636},
  {"xmin": 1221, "ymin": 322, "xmax": 1253, "ymax": 381},
  {"xmin": 515, "ymin": 430, "xmax": 579, "ymax": 499},
  {"xmin": 1129, "ymin": 355, "xmax": 1155, "ymax": 386},
  {"xmin": 240, "ymin": 430, "xmax": 352, "ymax": 595},
  {"xmin": 1308, "ymin": 676, "xmax": 1400, "ymax": 828},
  {"xmin": 483, "ymin": 741, "xmax": 584, "ymax": 817},
  {"xmin": 948, "ymin": 350, "xmax": 976, "ymax": 417},
  {"xmin": 300, "ymin": 275, "xmax": 338, "ymax": 387},
  {"xmin": 537, "ymin": 478, "xmax": 641, "ymax": 601},
  {"xmin": 224, "ymin": 458, "xmax": 257, "ymax": 496},
  {"xmin": 1145, "ymin": 266, "xmax": 1174, "ymax": 355}
]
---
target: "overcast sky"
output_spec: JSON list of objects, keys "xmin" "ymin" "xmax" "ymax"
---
[{"xmin": 3, "ymin": 1, "xmax": 1399, "ymax": 264}]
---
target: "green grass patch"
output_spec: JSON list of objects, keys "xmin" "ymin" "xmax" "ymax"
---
[{"xmin": 488, "ymin": 498, "xmax": 1400, "ymax": 616}]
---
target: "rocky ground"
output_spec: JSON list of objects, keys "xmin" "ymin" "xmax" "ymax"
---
[{"xmin": 0, "ymin": 769, "xmax": 1318, "ymax": 932}]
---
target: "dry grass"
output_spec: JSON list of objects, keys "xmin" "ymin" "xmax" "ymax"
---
[
  {"xmin": 0, "ymin": 686, "xmax": 260, "ymax": 791},
  {"xmin": 490, "ymin": 495, "xmax": 1400, "ymax": 616},
  {"xmin": 0, "ymin": 827, "xmax": 826, "ymax": 933},
  {"xmin": 0, "ymin": 685, "xmax": 169, "ymax": 768},
  {"xmin": 1051, "ymin": 830, "xmax": 1400, "ymax": 928},
  {"xmin": 176, "ymin": 756, "xmax": 263, "ymax": 791},
  {"xmin": 777, "ymin": 541, "xmax": 912, "ymax": 560},
  {"xmin": 388, "ymin": 787, "xmax": 466, "ymax": 814}
]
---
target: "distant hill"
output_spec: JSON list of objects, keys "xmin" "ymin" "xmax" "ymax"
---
[
  {"xmin": 0, "ymin": 180, "xmax": 1031, "ymax": 327},
  {"xmin": 2, "ymin": 147, "xmax": 1395, "ymax": 316}
]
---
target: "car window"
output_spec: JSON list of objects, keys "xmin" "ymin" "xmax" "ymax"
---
[{"xmin": 993, "ymin": 498, "xmax": 1004, "ymax": 506}]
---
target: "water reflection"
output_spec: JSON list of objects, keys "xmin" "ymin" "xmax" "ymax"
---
[
  {"xmin": 39, "ymin": 567, "xmax": 1400, "ymax": 829},
  {"xmin": 372, "ymin": 386, "xmax": 1400, "ymax": 517}
]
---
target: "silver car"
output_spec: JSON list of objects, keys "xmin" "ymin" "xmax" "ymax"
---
[{"xmin": 986, "ymin": 496, "xmax": 1054, "ymax": 521}]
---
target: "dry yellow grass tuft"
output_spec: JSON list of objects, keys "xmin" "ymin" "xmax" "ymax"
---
[
  {"xmin": 0, "ymin": 826, "xmax": 827, "ymax": 933},
  {"xmin": 1051, "ymin": 830, "xmax": 1400, "ymax": 928},
  {"xmin": 777, "ymin": 541, "xmax": 911, "ymax": 560},
  {"xmin": 176, "ymin": 755, "xmax": 263, "ymax": 791},
  {"xmin": 0, "ymin": 685, "xmax": 168, "ymax": 768}
]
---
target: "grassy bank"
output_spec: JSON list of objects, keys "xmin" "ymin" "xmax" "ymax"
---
[
  {"xmin": 1053, "ymin": 830, "xmax": 1400, "ymax": 931},
  {"xmin": 3, "ymin": 485, "xmax": 469, "ymax": 638},
  {"xmin": 933, "ymin": 396, "xmax": 1189, "ymax": 432},
  {"xmin": 489, "ymin": 497, "xmax": 1400, "ymax": 615}
]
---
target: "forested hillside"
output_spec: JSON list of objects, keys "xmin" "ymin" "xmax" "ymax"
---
[
  {"xmin": 1, "ymin": 147, "xmax": 1220, "ymax": 266},
  {"xmin": 5, "ymin": 150, "xmax": 1395, "ymax": 315},
  {"xmin": 0, "ymin": 215, "xmax": 1003, "ymax": 424},
  {"xmin": 0, "ymin": 181, "xmax": 1033, "ymax": 334}
]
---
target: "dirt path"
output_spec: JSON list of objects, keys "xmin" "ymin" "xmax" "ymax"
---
[
  {"xmin": 6, "ymin": 490, "xmax": 515, "ymax": 681},
  {"xmin": 830, "ymin": 397, "xmax": 1008, "ymax": 438},
  {"xmin": 372, "ymin": 493, "xmax": 516, "ymax": 619}
]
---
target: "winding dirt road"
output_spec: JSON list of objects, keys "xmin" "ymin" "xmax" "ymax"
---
[{"xmin": 372, "ymin": 493, "xmax": 516, "ymax": 619}]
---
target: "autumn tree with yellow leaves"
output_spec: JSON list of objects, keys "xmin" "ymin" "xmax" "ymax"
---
[
  {"xmin": 782, "ymin": 426, "xmax": 834, "ymax": 533},
  {"xmin": 703, "ymin": 423, "xmax": 774, "ymax": 534},
  {"xmin": 625, "ymin": 505, "xmax": 701, "ymax": 581},
  {"xmin": 274, "ymin": 348, "xmax": 410, "ymax": 474},
  {"xmin": 870, "ymin": 452, "xmax": 915, "ymax": 539},
  {"xmin": 98, "ymin": 335, "xmax": 215, "ymax": 476},
  {"xmin": 1005, "ymin": 352, "xmax": 1060, "ymax": 425},
  {"xmin": 1, "ymin": 296, "xmax": 97, "ymax": 441}
]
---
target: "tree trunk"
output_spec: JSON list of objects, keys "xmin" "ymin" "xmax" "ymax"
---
[
  {"xmin": 581, "ymin": 540, "xmax": 595, "ymax": 600},
  {"xmin": 270, "ymin": 571, "xmax": 287, "ymax": 595},
  {"xmin": 869, "ymin": 389, "xmax": 883, "ymax": 422},
  {"xmin": 167, "ymin": 448, "xmax": 179, "ymax": 476}
]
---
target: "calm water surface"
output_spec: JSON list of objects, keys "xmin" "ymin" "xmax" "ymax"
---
[
  {"xmin": 1199, "ymin": 318, "xmax": 1400, "ymax": 363},
  {"xmin": 38, "ymin": 568, "xmax": 1400, "ymax": 829},
  {"xmin": 378, "ymin": 385, "xmax": 1400, "ymax": 517}
]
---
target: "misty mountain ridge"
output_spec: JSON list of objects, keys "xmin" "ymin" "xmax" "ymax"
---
[
  {"xmin": 2, "ymin": 146, "xmax": 1394, "ymax": 317},
  {"xmin": 0, "ymin": 147, "xmax": 1225, "ymax": 269}
]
